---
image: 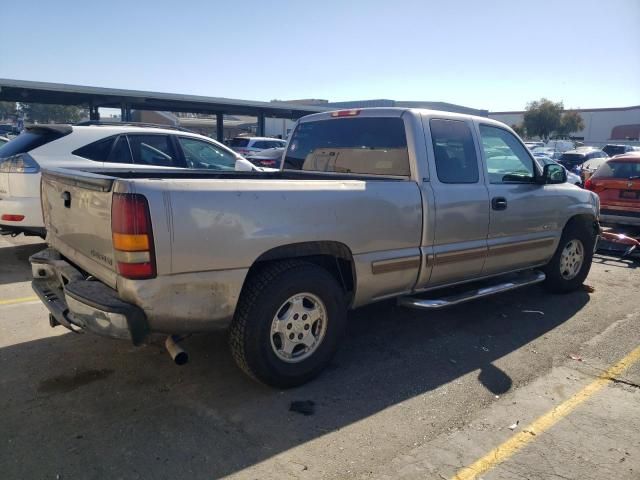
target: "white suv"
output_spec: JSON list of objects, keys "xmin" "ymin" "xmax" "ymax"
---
[
  {"xmin": 0, "ymin": 123, "xmax": 256, "ymax": 236},
  {"xmin": 229, "ymin": 136, "xmax": 286, "ymax": 156}
]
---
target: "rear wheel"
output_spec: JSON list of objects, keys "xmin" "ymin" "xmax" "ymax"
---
[
  {"xmin": 229, "ymin": 260, "xmax": 347, "ymax": 388},
  {"xmin": 543, "ymin": 221, "xmax": 595, "ymax": 293}
]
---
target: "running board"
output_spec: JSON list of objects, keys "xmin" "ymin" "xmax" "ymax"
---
[{"xmin": 398, "ymin": 270, "xmax": 546, "ymax": 310}]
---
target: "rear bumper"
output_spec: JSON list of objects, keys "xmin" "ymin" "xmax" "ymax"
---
[
  {"xmin": 30, "ymin": 248, "xmax": 148, "ymax": 344},
  {"xmin": 0, "ymin": 195, "xmax": 44, "ymax": 231}
]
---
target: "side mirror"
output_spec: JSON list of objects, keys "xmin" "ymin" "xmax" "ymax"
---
[{"xmin": 542, "ymin": 163, "xmax": 567, "ymax": 184}]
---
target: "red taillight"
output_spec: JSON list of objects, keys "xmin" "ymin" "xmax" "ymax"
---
[
  {"xmin": 331, "ymin": 109, "xmax": 361, "ymax": 117},
  {"xmin": 584, "ymin": 178, "xmax": 594, "ymax": 191},
  {"xmin": 1, "ymin": 214, "xmax": 25, "ymax": 222},
  {"xmin": 116, "ymin": 261, "xmax": 155, "ymax": 279},
  {"xmin": 111, "ymin": 193, "xmax": 156, "ymax": 279}
]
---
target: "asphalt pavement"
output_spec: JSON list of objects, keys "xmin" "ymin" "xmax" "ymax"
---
[{"xmin": 0, "ymin": 233, "xmax": 638, "ymax": 480}]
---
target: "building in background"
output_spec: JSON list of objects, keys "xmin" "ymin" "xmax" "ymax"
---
[{"xmin": 489, "ymin": 105, "xmax": 640, "ymax": 146}]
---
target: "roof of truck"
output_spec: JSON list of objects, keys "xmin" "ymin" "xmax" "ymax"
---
[{"xmin": 298, "ymin": 107, "xmax": 508, "ymax": 129}]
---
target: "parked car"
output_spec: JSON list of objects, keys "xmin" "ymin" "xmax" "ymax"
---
[
  {"xmin": 0, "ymin": 136, "xmax": 9, "ymax": 147},
  {"xmin": 0, "ymin": 124, "xmax": 19, "ymax": 138},
  {"xmin": 0, "ymin": 122, "xmax": 257, "ymax": 236},
  {"xmin": 546, "ymin": 139, "xmax": 575, "ymax": 153},
  {"xmin": 230, "ymin": 136, "xmax": 286, "ymax": 156},
  {"xmin": 524, "ymin": 141, "xmax": 545, "ymax": 150},
  {"xmin": 558, "ymin": 148, "xmax": 608, "ymax": 172},
  {"xmin": 534, "ymin": 156, "xmax": 582, "ymax": 186},
  {"xmin": 602, "ymin": 144, "xmax": 639, "ymax": 158},
  {"xmin": 585, "ymin": 152, "xmax": 640, "ymax": 226},
  {"xmin": 532, "ymin": 148, "xmax": 563, "ymax": 161},
  {"xmin": 30, "ymin": 108, "xmax": 599, "ymax": 388},
  {"xmin": 579, "ymin": 156, "xmax": 609, "ymax": 183},
  {"xmin": 245, "ymin": 147, "xmax": 284, "ymax": 168}
]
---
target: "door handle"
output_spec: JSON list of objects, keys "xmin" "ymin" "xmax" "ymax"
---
[
  {"xmin": 491, "ymin": 197, "xmax": 507, "ymax": 211},
  {"xmin": 62, "ymin": 191, "xmax": 71, "ymax": 208}
]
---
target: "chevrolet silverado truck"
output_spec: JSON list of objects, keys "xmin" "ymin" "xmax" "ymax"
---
[{"xmin": 30, "ymin": 108, "xmax": 600, "ymax": 387}]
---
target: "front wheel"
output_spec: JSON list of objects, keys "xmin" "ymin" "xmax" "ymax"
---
[
  {"xmin": 542, "ymin": 221, "xmax": 595, "ymax": 293},
  {"xmin": 228, "ymin": 260, "xmax": 347, "ymax": 388}
]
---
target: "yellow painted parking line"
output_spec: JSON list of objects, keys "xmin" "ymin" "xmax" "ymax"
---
[
  {"xmin": 452, "ymin": 344, "xmax": 640, "ymax": 480},
  {"xmin": 0, "ymin": 296, "xmax": 39, "ymax": 306}
]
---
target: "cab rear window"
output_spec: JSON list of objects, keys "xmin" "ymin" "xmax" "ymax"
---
[
  {"xmin": 593, "ymin": 161, "xmax": 640, "ymax": 179},
  {"xmin": 284, "ymin": 117, "xmax": 410, "ymax": 176}
]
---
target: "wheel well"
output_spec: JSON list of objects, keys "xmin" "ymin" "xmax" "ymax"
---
[
  {"xmin": 564, "ymin": 213, "xmax": 598, "ymax": 236},
  {"xmin": 248, "ymin": 241, "xmax": 356, "ymax": 297}
]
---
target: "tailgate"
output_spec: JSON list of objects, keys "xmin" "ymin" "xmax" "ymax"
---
[
  {"xmin": 41, "ymin": 169, "xmax": 118, "ymax": 287},
  {"xmin": 596, "ymin": 179, "xmax": 640, "ymax": 207}
]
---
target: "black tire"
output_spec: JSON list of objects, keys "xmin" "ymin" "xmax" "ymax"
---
[
  {"xmin": 542, "ymin": 220, "xmax": 596, "ymax": 293},
  {"xmin": 228, "ymin": 260, "xmax": 347, "ymax": 388}
]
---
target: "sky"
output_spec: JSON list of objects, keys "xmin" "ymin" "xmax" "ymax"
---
[{"xmin": 1, "ymin": 0, "xmax": 639, "ymax": 112}]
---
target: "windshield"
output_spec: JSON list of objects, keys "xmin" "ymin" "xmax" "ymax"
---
[
  {"xmin": 230, "ymin": 138, "xmax": 250, "ymax": 147},
  {"xmin": 178, "ymin": 137, "xmax": 237, "ymax": 171},
  {"xmin": 284, "ymin": 117, "xmax": 410, "ymax": 176},
  {"xmin": 603, "ymin": 146, "xmax": 627, "ymax": 157},
  {"xmin": 558, "ymin": 153, "xmax": 585, "ymax": 168}
]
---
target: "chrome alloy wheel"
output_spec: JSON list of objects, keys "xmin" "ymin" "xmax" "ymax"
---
[
  {"xmin": 270, "ymin": 293, "xmax": 327, "ymax": 363},
  {"xmin": 559, "ymin": 239, "xmax": 584, "ymax": 280}
]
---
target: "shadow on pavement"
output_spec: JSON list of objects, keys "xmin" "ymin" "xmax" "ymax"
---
[
  {"xmin": 0, "ymin": 242, "xmax": 46, "ymax": 285},
  {"xmin": 0, "ymin": 283, "xmax": 590, "ymax": 479}
]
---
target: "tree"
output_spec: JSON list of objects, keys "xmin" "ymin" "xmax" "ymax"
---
[
  {"xmin": 511, "ymin": 123, "xmax": 526, "ymax": 137},
  {"xmin": 19, "ymin": 103, "xmax": 88, "ymax": 124},
  {"xmin": 557, "ymin": 110, "xmax": 585, "ymax": 137},
  {"xmin": 523, "ymin": 98, "xmax": 563, "ymax": 140},
  {"xmin": 0, "ymin": 101, "xmax": 17, "ymax": 120}
]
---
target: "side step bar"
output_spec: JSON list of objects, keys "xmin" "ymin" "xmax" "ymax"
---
[{"xmin": 398, "ymin": 270, "xmax": 546, "ymax": 310}]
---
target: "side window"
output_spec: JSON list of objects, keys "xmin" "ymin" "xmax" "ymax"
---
[
  {"xmin": 429, "ymin": 119, "xmax": 479, "ymax": 183},
  {"xmin": 72, "ymin": 137, "xmax": 116, "ymax": 162},
  {"xmin": 106, "ymin": 136, "xmax": 133, "ymax": 164},
  {"xmin": 127, "ymin": 135, "xmax": 179, "ymax": 167},
  {"xmin": 178, "ymin": 137, "xmax": 237, "ymax": 171},
  {"xmin": 252, "ymin": 140, "xmax": 268, "ymax": 149},
  {"xmin": 479, "ymin": 125, "xmax": 535, "ymax": 184}
]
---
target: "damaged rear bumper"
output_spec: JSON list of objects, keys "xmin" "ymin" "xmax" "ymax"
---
[{"xmin": 30, "ymin": 248, "xmax": 149, "ymax": 345}]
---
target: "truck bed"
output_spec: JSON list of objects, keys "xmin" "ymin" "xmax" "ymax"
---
[{"xmin": 40, "ymin": 167, "xmax": 423, "ymax": 312}]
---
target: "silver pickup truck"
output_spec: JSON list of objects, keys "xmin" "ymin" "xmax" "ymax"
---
[{"xmin": 31, "ymin": 108, "xmax": 600, "ymax": 387}]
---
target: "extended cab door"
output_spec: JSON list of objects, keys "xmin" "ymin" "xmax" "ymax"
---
[
  {"xmin": 475, "ymin": 123, "xmax": 559, "ymax": 275},
  {"xmin": 417, "ymin": 116, "xmax": 490, "ymax": 287}
]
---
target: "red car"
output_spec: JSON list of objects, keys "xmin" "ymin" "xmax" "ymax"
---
[{"xmin": 585, "ymin": 152, "xmax": 640, "ymax": 226}]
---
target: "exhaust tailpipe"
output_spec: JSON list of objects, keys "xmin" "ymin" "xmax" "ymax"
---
[{"xmin": 165, "ymin": 335, "xmax": 188, "ymax": 365}]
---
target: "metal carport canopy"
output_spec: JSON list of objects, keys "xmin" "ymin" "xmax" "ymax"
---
[{"xmin": 0, "ymin": 78, "xmax": 329, "ymax": 119}]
